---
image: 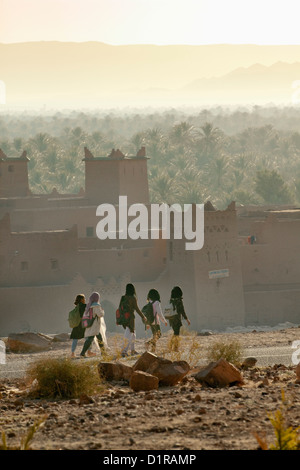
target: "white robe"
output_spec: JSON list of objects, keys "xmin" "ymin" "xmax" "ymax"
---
[{"xmin": 84, "ymin": 304, "xmax": 108, "ymax": 348}]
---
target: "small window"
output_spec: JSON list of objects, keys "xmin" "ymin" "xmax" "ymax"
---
[
  {"xmin": 51, "ymin": 259, "xmax": 59, "ymax": 270},
  {"xmin": 86, "ymin": 226, "xmax": 94, "ymax": 237},
  {"xmin": 8, "ymin": 165, "xmax": 14, "ymax": 172},
  {"xmin": 21, "ymin": 261, "xmax": 28, "ymax": 271}
]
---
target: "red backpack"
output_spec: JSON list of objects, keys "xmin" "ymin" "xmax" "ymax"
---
[{"xmin": 116, "ymin": 296, "xmax": 131, "ymax": 327}]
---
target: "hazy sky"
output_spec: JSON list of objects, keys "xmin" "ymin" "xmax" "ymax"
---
[{"xmin": 1, "ymin": 0, "xmax": 300, "ymax": 45}]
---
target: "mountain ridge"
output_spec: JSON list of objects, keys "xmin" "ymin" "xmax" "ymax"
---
[{"xmin": 1, "ymin": 42, "xmax": 300, "ymax": 107}]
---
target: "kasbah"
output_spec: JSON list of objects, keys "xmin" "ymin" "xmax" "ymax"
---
[{"xmin": 0, "ymin": 145, "xmax": 299, "ymax": 336}]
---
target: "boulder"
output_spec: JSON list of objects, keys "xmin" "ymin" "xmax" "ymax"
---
[
  {"xmin": 193, "ymin": 358, "xmax": 244, "ymax": 388},
  {"xmin": 7, "ymin": 332, "xmax": 52, "ymax": 353},
  {"xmin": 146, "ymin": 359, "xmax": 190, "ymax": 386},
  {"xmin": 133, "ymin": 351, "xmax": 190, "ymax": 386},
  {"xmin": 132, "ymin": 351, "xmax": 159, "ymax": 372},
  {"xmin": 98, "ymin": 361, "xmax": 133, "ymax": 382},
  {"xmin": 129, "ymin": 370, "xmax": 159, "ymax": 392}
]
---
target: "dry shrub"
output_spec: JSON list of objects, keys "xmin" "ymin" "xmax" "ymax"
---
[
  {"xmin": 159, "ymin": 333, "xmax": 202, "ymax": 367},
  {"xmin": 26, "ymin": 357, "xmax": 102, "ymax": 399},
  {"xmin": 206, "ymin": 339, "xmax": 243, "ymax": 366}
]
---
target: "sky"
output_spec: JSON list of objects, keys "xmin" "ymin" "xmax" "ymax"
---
[{"xmin": 1, "ymin": 0, "xmax": 300, "ymax": 45}]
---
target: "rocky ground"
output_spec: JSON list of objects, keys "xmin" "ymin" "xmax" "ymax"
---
[{"xmin": 1, "ymin": 326, "xmax": 300, "ymax": 452}]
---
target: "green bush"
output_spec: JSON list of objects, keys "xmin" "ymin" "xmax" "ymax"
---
[
  {"xmin": 26, "ymin": 357, "xmax": 102, "ymax": 399},
  {"xmin": 206, "ymin": 339, "xmax": 243, "ymax": 366}
]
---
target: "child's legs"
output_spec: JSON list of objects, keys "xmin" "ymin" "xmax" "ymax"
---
[
  {"xmin": 122, "ymin": 327, "xmax": 136, "ymax": 353},
  {"xmin": 71, "ymin": 339, "xmax": 78, "ymax": 353},
  {"xmin": 80, "ymin": 336, "xmax": 94, "ymax": 356}
]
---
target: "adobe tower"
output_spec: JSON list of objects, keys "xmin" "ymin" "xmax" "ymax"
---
[
  {"xmin": 0, "ymin": 149, "xmax": 30, "ymax": 198},
  {"xmin": 83, "ymin": 146, "xmax": 149, "ymax": 205}
]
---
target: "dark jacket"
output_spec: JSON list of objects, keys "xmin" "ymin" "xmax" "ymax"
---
[
  {"xmin": 70, "ymin": 303, "xmax": 86, "ymax": 339},
  {"xmin": 169, "ymin": 297, "xmax": 187, "ymax": 331},
  {"xmin": 122, "ymin": 295, "xmax": 145, "ymax": 332}
]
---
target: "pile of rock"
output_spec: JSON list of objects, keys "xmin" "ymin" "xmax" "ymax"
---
[
  {"xmin": 98, "ymin": 351, "xmax": 246, "ymax": 391},
  {"xmin": 99, "ymin": 351, "xmax": 190, "ymax": 391}
]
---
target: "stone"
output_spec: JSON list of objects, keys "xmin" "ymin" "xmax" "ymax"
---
[
  {"xmin": 7, "ymin": 332, "xmax": 52, "ymax": 353},
  {"xmin": 133, "ymin": 351, "xmax": 190, "ymax": 386},
  {"xmin": 242, "ymin": 357, "xmax": 257, "ymax": 369},
  {"xmin": 193, "ymin": 358, "xmax": 244, "ymax": 388},
  {"xmin": 52, "ymin": 333, "xmax": 70, "ymax": 342},
  {"xmin": 79, "ymin": 394, "xmax": 94, "ymax": 405},
  {"xmin": 147, "ymin": 360, "xmax": 190, "ymax": 386},
  {"xmin": 98, "ymin": 361, "xmax": 133, "ymax": 382},
  {"xmin": 132, "ymin": 351, "xmax": 159, "ymax": 372},
  {"xmin": 129, "ymin": 370, "xmax": 159, "ymax": 392}
]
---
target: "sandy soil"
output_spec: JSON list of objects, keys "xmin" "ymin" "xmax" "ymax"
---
[{"xmin": 1, "ymin": 326, "xmax": 300, "ymax": 452}]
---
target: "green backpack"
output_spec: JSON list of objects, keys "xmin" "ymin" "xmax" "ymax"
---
[
  {"xmin": 68, "ymin": 305, "xmax": 81, "ymax": 328},
  {"xmin": 142, "ymin": 302, "xmax": 155, "ymax": 325}
]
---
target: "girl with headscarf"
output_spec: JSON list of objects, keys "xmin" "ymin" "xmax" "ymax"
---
[{"xmin": 80, "ymin": 292, "xmax": 108, "ymax": 357}]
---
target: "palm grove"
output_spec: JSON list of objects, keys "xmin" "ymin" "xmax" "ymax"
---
[{"xmin": 1, "ymin": 106, "xmax": 300, "ymax": 208}]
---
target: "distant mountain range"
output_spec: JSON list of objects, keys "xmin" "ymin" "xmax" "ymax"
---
[
  {"xmin": 181, "ymin": 62, "xmax": 300, "ymax": 104},
  {"xmin": 1, "ymin": 42, "xmax": 300, "ymax": 109}
]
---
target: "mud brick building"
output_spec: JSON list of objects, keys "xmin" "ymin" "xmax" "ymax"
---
[{"xmin": 0, "ymin": 147, "xmax": 299, "ymax": 336}]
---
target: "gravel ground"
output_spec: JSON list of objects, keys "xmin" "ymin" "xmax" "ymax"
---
[{"xmin": 0, "ymin": 327, "xmax": 300, "ymax": 452}]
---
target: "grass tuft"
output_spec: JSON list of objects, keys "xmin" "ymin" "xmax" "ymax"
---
[
  {"xmin": 206, "ymin": 339, "xmax": 243, "ymax": 366},
  {"xmin": 26, "ymin": 357, "xmax": 103, "ymax": 399}
]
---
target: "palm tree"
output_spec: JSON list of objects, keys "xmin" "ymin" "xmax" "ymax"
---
[
  {"xmin": 149, "ymin": 171, "xmax": 180, "ymax": 204},
  {"xmin": 196, "ymin": 122, "xmax": 223, "ymax": 163},
  {"xmin": 169, "ymin": 122, "xmax": 195, "ymax": 149},
  {"xmin": 29, "ymin": 133, "xmax": 52, "ymax": 153},
  {"xmin": 254, "ymin": 169, "xmax": 293, "ymax": 204},
  {"xmin": 13, "ymin": 137, "xmax": 23, "ymax": 153},
  {"xmin": 207, "ymin": 155, "xmax": 230, "ymax": 190}
]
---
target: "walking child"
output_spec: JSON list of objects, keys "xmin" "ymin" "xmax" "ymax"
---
[
  {"xmin": 118, "ymin": 283, "xmax": 147, "ymax": 357},
  {"xmin": 144, "ymin": 288, "xmax": 167, "ymax": 353},
  {"xmin": 80, "ymin": 292, "xmax": 108, "ymax": 357}
]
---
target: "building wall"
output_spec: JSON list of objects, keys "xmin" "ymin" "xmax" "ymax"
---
[
  {"xmin": 0, "ymin": 157, "xmax": 30, "ymax": 198},
  {"xmin": 0, "ymin": 214, "xmax": 78, "ymax": 287},
  {"xmin": 240, "ymin": 211, "xmax": 300, "ymax": 327},
  {"xmin": 244, "ymin": 288, "xmax": 300, "ymax": 326},
  {"xmin": 166, "ymin": 203, "xmax": 246, "ymax": 331}
]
